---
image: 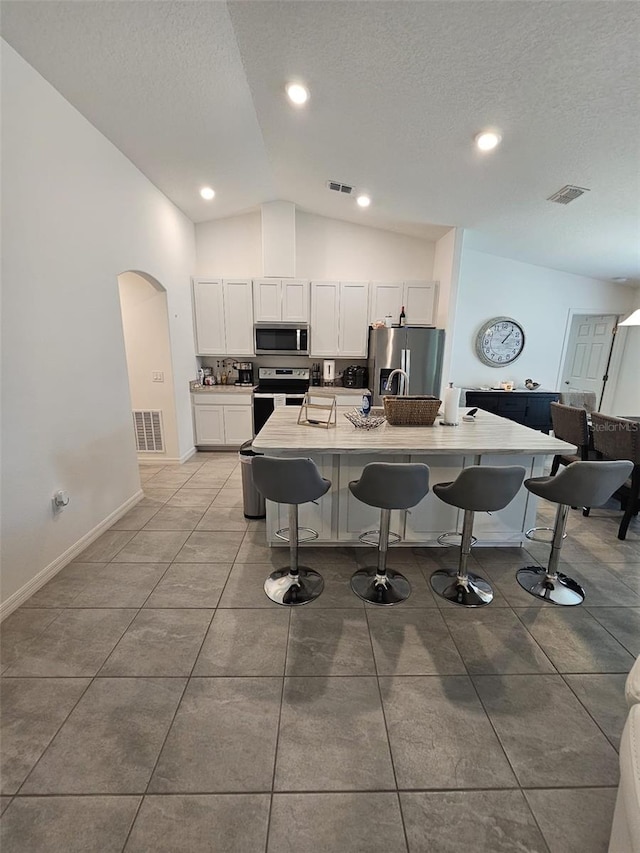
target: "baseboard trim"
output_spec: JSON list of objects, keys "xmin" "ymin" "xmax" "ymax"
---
[
  {"xmin": 138, "ymin": 446, "xmax": 196, "ymax": 466},
  {"xmin": 0, "ymin": 490, "xmax": 145, "ymax": 621}
]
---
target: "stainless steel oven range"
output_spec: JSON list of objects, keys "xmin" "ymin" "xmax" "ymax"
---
[{"xmin": 253, "ymin": 367, "xmax": 310, "ymax": 434}]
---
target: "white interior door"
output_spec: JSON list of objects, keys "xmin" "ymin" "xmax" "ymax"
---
[{"xmin": 560, "ymin": 314, "xmax": 617, "ymax": 402}]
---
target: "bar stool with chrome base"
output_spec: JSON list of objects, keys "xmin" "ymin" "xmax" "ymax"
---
[
  {"xmin": 252, "ymin": 456, "xmax": 331, "ymax": 606},
  {"xmin": 517, "ymin": 460, "xmax": 633, "ymax": 606},
  {"xmin": 430, "ymin": 466, "xmax": 526, "ymax": 607},
  {"xmin": 350, "ymin": 462, "xmax": 430, "ymax": 605}
]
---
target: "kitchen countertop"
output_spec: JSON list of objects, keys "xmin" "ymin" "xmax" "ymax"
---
[
  {"xmin": 252, "ymin": 406, "xmax": 576, "ymax": 456},
  {"xmin": 191, "ymin": 384, "xmax": 256, "ymax": 394},
  {"xmin": 307, "ymin": 387, "xmax": 371, "ymax": 396}
]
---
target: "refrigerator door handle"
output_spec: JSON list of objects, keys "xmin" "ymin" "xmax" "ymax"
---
[{"xmin": 405, "ymin": 348, "xmax": 411, "ymax": 394}]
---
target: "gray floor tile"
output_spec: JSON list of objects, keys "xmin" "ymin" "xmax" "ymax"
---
[
  {"xmin": 174, "ymin": 531, "xmax": 244, "ymax": 562},
  {"xmin": 587, "ymin": 606, "xmax": 640, "ymax": 655},
  {"xmin": 0, "ymin": 796, "xmax": 140, "ymax": 853},
  {"xmin": 559, "ymin": 561, "xmax": 640, "ymax": 606},
  {"xmin": 211, "ymin": 489, "xmax": 244, "ymax": 508},
  {"xmin": 143, "ymin": 562, "xmax": 232, "ymax": 608},
  {"xmin": 479, "ymin": 562, "xmax": 552, "ymax": 607},
  {"xmin": 196, "ymin": 505, "xmax": 249, "ymax": 532},
  {"xmin": 218, "ymin": 563, "xmax": 283, "ymax": 608},
  {"xmin": 0, "ymin": 609, "xmax": 62, "ymax": 671},
  {"xmin": 0, "ymin": 797, "xmax": 12, "ymax": 816},
  {"xmin": 235, "ymin": 530, "xmax": 279, "ymax": 562},
  {"xmin": 194, "ymin": 609, "xmax": 289, "ymax": 676},
  {"xmin": 165, "ymin": 489, "xmax": 220, "ymax": 508},
  {"xmin": 605, "ymin": 563, "xmax": 640, "ymax": 595},
  {"xmin": 75, "ymin": 530, "xmax": 136, "ymax": 562},
  {"xmin": 181, "ymin": 475, "xmax": 230, "ymax": 490},
  {"xmin": 0, "ymin": 678, "xmax": 90, "ymax": 794},
  {"xmin": 24, "ymin": 573, "xmax": 91, "ymax": 607},
  {"xmin": 275, "ymin": 676, "xmax": 396, "ymax": 791},
  {"xmin": 143, "ymin": 506, "xmax": 206, "ymax": 531},
  {"xmin": 368, "ymin": 609, "xmax": 466, "ymax": 675},
  {"xmin": 268, "ymin": 792, "xmax": 408, "ymax": 853},
  {"xmin": 401, "ymin": 790, "xmax": 547, "ymax": 853},
  {"xmin": 111, "ymin": 531, "xmax": 190, "ymax": 563},
  {"xmin": 110, "ymin": 504, "xmax": 162, "ymax": 530},
  {"xmin": 149, "ymin": 677, "xmax": 281, "ymax": 792},
  {"xmin": 69, "ymin": 563, "xmax": 169, "ymax": 607},
  {"xmin": 3, "ymin": 609, "xmax": 136, "ymax": 677},
  {"xmin": 473, "ymin": 674, "xmax": 620, "ymax": 787},
  {"xmin": 140, "ymin": 488, "xmax": 177, "ymax": 505},
  {"xmin": 443, "ymin": 608, "xmax": 556, "ymax": 674},
  {"xmin": 286, "ymin": 609, "xmax": 375, "ymax": 676},
  {"xmin": 515, "ymin": 607, "xmax": 634, "ymax": 672},
  {"xmin": 564, "ymin": 673, "xmax": 629, "ymax": 749},
  {"xmin": 124, "ymin": 794, "xmax": 270, "ymax": 853},
  {"xmin": 100, "ymin": 609, "xmax": 213, "ymax": 676},
  {"xmin": 524, "ymin": 788, "xmax": 617, "ymax": 853},
  {"xmin": 144, "ymin": 471, "xmax": 194, "ymax": 489},
  {"xmin": 307, "ymin": 565, "xmax": 365, "ymax": 609},
  {"xmin": 21, "ymin": 678, "xmax": 186, "ymax": 794},
  {"xmin": 380, "ymin": 675, "xmax": 516, "ymax": 790}
]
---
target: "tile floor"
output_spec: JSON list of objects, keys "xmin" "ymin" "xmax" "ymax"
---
[{"xmin": 1, "ymin": 452, "xmax": 638, "ymax": 852}]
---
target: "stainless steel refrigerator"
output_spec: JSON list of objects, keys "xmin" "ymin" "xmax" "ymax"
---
[{"xmin": 368, "ymin": 327, "xmax": 446, "ymax": 405}]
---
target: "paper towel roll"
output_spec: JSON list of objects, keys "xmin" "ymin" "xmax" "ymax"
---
[{"xmin": 443, "ymin": 383, "xmax": 460, "ymax": 425}]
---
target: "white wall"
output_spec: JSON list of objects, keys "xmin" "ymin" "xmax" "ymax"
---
[
  {"xmin": 449, "ymin": 248, "xmax": 636, "ymax": 390},
  {"xmin": 195, "ymin": 208, "xmax": 435, "ymax": 281},
  {"xmin": 1, "ymin": 43, "xmax": 197, "ymax": 610},
  {"xmin": 117, "ymin": 272, "xmax": 180, "ymax": 459},
  {"xmin": 195, "ymin": 211, "xmax": 263, "ymax": 277}
]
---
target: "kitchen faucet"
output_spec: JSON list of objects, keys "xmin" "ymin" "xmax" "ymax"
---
[{"xmin": 384, "ymin": 369, "xmax": 409, "ymax": 396}]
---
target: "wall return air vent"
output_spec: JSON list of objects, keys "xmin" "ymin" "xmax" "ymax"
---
[
  {"xmin": 326, "ymin": 180, "xmax": 353, "ymax": 195},
  {"xmin": 132, "ymin": 410, "xmax": 164, "ymax": 452},
  {"xmin": 547, "ymin": 185, "xmax": 590, "ymax": 205}
]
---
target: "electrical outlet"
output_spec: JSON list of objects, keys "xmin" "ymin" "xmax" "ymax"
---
[{"xmin": 152, "ymin": 371, "xmax": 164, "ymax": 382}]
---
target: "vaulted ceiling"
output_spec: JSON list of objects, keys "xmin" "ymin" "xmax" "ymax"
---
[{"xmin": 2, "ymin": 0, "xmax": 639, "ymax": 282}]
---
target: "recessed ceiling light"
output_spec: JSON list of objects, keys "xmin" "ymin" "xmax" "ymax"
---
[
  {"xmin": 475, "ymin": 131, "xmax": 502, "ymax": 151},
  {"xmin": 286, "ymin": 83, "xmax": 309, "ymax": 105},
  {"xmin": 612, "ymin": 277, "xmax": 629, "ymax": 283},
  {"xmin": 200, "ymin": 187, "xmax": 215, "ymax": 200},
  {"xmin": 356, "ymin": 194, "xmax": 371, "ymax": 208}
]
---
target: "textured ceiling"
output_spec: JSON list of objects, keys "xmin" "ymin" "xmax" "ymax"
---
[{"xmin": 1, "ymin": 0, "xmax": 639, "ymax": 281}]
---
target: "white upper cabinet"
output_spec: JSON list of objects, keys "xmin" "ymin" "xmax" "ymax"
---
[
  {"xmin": 253, "ymin": 279, "xmax": 309, "ymax": 323},
  {"xmin": 310, "ymin": 281, "xmax": 340, "ymax": 356},
  {"xmin": 404, "ymin": 280, "xmax": 438, "ymax": 325},
  {"xmin": 339, "ymin": 282, "xmax": 369, "ymax": 357},
  {"xmin": 192, "ymin": 278, "xmax": 254, "ymax": 356},
  {"xmin": 369, "ymin": 280, "xmax": 438, "ymax": 326},
  {"xmin": 193, "ymin": 279, "xmax": 225, "ymax": 355},
  {"xmin": 310, "ymin": 281, "xmax": 368, "ymax": 357}
]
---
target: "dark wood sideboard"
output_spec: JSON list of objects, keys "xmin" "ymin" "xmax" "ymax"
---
[{"xmin": 464, "ymin": 391, "xmax": 560, "ymax": 433}]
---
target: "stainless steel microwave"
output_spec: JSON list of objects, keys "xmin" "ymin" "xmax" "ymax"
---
[{"xmin": 254, "ymin": 323, "xmax": 309, "ymax": 355}]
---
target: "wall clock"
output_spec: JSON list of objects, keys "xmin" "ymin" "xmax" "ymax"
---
[{"xmin": 475, "ymin": 316, "xmax": 525, "ymax": 367}]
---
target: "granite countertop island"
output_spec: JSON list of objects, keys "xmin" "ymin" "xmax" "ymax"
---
[
  {"xmin": 253, "ymin": 406, "xmax": 575, "ymax": 547},
  {"xmin": 252, "ymin": 406, "xmax": 575, "ymax": 456}
]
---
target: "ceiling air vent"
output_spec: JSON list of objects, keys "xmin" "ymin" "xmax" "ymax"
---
[
  {"xmin": 547, "ymin": 185, "xmax": 590, "ymax": 205},
  {"xmin": 327, "ymin": 180, "xmax": 353, "ymax": 195}
]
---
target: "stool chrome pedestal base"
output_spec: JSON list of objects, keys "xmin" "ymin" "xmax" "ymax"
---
[
  {"xmin": 350, "ymin": 568, "xmax": 411, "ymax": 606},
  {"xmin": 264, "ymin": 568, "xmax": 324, "ymax": 606},
  {"xmin": 516, "ymin": 566, "xmax": 585, "ymax": 606},
  {"xmin": 430, "ymin": 569, "xmax": 494, "ymax": 607}
]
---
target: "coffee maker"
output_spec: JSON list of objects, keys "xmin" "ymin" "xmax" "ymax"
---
[{"xmin": 234, "ymin": 362, "xmax": 254, "ymax": 386}]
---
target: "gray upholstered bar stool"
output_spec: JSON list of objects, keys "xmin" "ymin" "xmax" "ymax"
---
[
  {"xmin": 349, "ymin": 462, "xmax": 430, "ymax": 605},
  {"xmin": 252, "ymin": 456, "xmax": 331, "ymax": 606},
  {"xmin": 430, "ymin": 466, "xmax": 526, "ymax": 607},
  {"xmin": 517, "ymin": 460, "xmax": 633, "ymax": 605}
]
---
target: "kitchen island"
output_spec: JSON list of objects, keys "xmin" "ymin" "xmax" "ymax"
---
[{"xmin": 252, "ymin": 406, "xmax": 576, "ymax": 547}]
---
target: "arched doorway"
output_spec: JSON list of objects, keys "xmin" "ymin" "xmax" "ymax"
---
[{"xmin": 117, "ymin": 270, "xmax": 180, "ymax": 462}]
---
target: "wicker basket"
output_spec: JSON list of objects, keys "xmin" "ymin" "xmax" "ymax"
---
[{"xmin": 383, "ymin": 395, "xmax": 441, "ymax": 426}]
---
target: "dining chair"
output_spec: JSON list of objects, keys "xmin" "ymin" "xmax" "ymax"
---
[
  {"xmin": 559, "ymin": 390, "xmax": 597, "ymax": 414},
  {"xmin": 591, "ymin": 413, "xmax": 640, "ymax": 540}
]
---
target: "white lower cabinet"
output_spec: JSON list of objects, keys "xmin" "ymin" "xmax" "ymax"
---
[{"xmin": 192, "ymin": 394, "xmax": 253, "ymax": 447}]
